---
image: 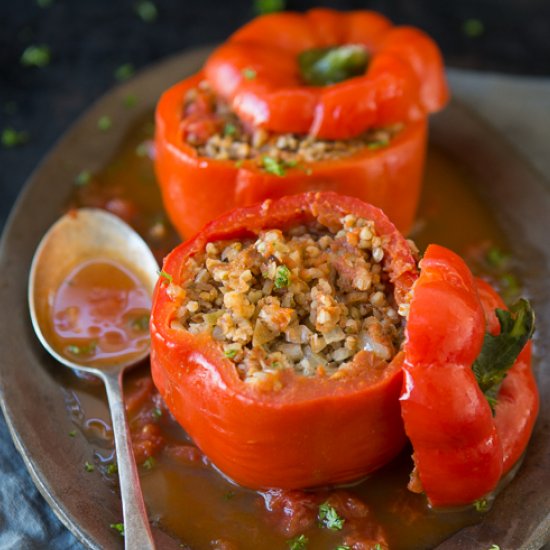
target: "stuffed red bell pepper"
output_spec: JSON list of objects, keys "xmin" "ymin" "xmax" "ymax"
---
[
  {"xmin": 154, "ymin": 9, "xmax": 448, "ymax": 238},
  {"xmin": 150, "ymin": 192, "xmax": 418, "ymax": 489},
  {"xmin": 400, "ymin": 244, "xmax": 538, "ymax": 507}
]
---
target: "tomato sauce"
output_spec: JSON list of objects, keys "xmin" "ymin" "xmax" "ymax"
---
[
  {"xmin": 61, "ymin": 114, "xmax": 519, "ymax": 549},
  {"xmin": 45, "ymin": 259, "xmax": 151, "ymax": 368}
]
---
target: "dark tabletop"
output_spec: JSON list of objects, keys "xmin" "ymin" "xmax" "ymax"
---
[{"xmin": 1, "ymin": 1, "xmax": 550, "ymax": 548}]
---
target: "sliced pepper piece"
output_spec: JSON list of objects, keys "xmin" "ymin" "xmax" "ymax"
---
[
  {"xmin": 204, "ymin": 8, "xmax": 448, "ymax": 139},
  {"xmin": 155, "ymin": 72, "xmax": 428, "ymax": 238},
  {"xmin": 400, "ymin": 244, "xmax": 538, "ymax": 507},
  {"xmin": 150, "ymin": 192, "xmax": 418, "ymax": 489}
]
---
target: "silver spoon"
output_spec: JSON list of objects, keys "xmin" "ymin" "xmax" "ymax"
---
[{"xmin": 28, "ymin": 208, "xmax": 158, "ymax": 549}]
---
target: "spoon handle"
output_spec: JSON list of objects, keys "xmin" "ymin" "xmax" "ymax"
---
[{"xmin": 102, "ymin": 371, "xmax": 156, "ymax": 550}]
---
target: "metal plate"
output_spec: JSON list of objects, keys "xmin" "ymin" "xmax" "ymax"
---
[{"xmin": 0, "ymin": 47, "xmax": 548, "ymax": 549}]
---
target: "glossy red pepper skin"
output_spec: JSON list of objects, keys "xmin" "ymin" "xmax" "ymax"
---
[
  {"xmin": 155, "ymin": 72, "xmax": 428, "ymax": 238},
  {"xmin": 150, "ymin": 192, "xmax": 418, "ymax": 489},
  {"xmin": 400, "ymin": 244, "xmax": 538, "ymax": 507},
  {"xmin": 204, "ymin": 9, "xmax": 448, "ymax": 139}
]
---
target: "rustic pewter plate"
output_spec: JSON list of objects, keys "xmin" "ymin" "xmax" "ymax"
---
[{"xmin": 0, "ymin": 47, "xmax": 549, "ymax": 550}]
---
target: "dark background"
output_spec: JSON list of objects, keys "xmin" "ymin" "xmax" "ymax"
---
[{"xmin": 1, "ymin": 0, "xmax": 550, "ymax": 236}]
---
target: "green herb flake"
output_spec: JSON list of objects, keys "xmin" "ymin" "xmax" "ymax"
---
[
  {"xmin": 299, "ymin": 45, "xmax": 369, "ymax": 86},
  {"xmin": 115, "ymin": 63, "xmax": 135, "ymax": 82},
  {"xmin": 123, "ymin": 94, "xmax": 138, "ymax": 108},
  {"xmin": 472, "ymin": 299, "xmax": 535, "ymax": 412},
  {"xmin": 367, "ymin": 139, "xmax": 389, "ymax": 151},
  {"xmin": 372, "ymin": 545, "xmax": 383, "ymax": 550},
  {"xmin": 463, "ymin": 18, "xmax": 485, "ymax": 38},
  {"xmin": 474, "ymin": 498, "xmax": 489, "ymax": 512},
  {"xmin": 287, "ymin": 534, "xmax": 308, "ymax": 550},
  {"xmin": 2, "ymin": 127, "xmax": 29, "ymax": 148},
  {"xmin": 135, "ymin": 0, "xmax": 158, "ymax": 22},
  {"xmin": 67, "ymin": 341, "xmax": 97, "ymax": 356},
  {"xmin": 110, "ymin": 522, "xmax": 125, "ymax": 537},
  {"xmin": 131, "ymin": 314, "xmax": 150, "ymax": 331},
  {"xmin": 486, "ymin": 246, "xmax": 508, "ymax": 268},
  {"xmin": 224, "ymin": 122, "xmax": 237, "ymax": 137},
  {"xmin": 274, "ymin": 265, "xmax": 291, "ymax": 289},
  {"xmin": 84, "ymin": 461, "xmax": 95, "ymax": 472},
  {"xmin": 235, "ymin": 159, "xmax": 244, "ymax": 168},
  {"xmin": 318, "ymin": 501, "xmax": 345, "ymax": 530},
  {"xmin": 68, "ymin": 430, "xmax": 77, "ymax": 437},
  {"xmin": 97, "ymin": 115, "xmax": 112, "ymax": 132},
  {"xmin": 254, "ymin": 0, "xmax": 285, "ymax": 15},
  {"xmin": 261, "ymin": 155, "xmax": 286, "ymax": 177},
  {"xmin": 224, "ymin": 349, "xmax": 238, "ymax": 359},
  {"xmin": 158, "ymin": 270, "xmax": 173, "ymax": 285},
  {"xmin": 106, "ymin": 462, "xmax": 118, "ymax": 475},
  {"xmin": 152, "ymin": 407, "xmax": 163, "ymax": 420},
  {"xmin": 488, "ymin": 546, "xmax": 500, "ymax": 550},
  {"xmin": 242, "ymin": 67, "xmax": 257, "ymax": 80},
  {"xmin": 21, "ymin": 44, "xmax": 51, "ymax": 68},
  {"xmin": 74, "ymin": 170, "xmax": 92, "ymax": 186},
  {"xmin": 143, "ymin": 456, "xmax": 156, "ymax": 470},
  {"xmin": 223, "ymin": 490, "xmax": 236, "ymax": 501},
  {"xmin": 335, "ymin": 546, "xmax": 351, "ymax": 550}
]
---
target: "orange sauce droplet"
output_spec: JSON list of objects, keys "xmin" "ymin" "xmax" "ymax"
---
[{"xmin": 48, "ymin": 259, "xmax": 151, "ymax": 367}]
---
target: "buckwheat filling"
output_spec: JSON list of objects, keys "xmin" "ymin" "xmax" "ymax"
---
[
  {"xmin": 170, "ymin": 215, "xmax": 408, "ymax": 386},
  {"xmin": 182, "ymin": 81, "xmax": 403, "ymax": 164}
]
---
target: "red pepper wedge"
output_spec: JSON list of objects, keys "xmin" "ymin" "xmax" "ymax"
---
[
  {"xmin": 150, "ymin": 192, "xmax": 418, "ymax": 489},
  {"xmin": 204, "ymin": 9, "xmax": 448, "ymax": 139},
  {"xmin": 155, "ymin": 72, "xmax": 428, "ymax": 238},
  {"xmin": 400, "ymin": 244, "xmax": 538, "ymax": 506}
]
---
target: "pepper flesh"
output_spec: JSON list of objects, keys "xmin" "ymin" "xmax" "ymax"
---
[
  {"xmin": 155, "ymin": 72, "xmax": 428, "ymax": 238},
  {"xmin": 150, "ymin": 192, "xmax": 418, "ymax": 489},
  {"xmin": 400, "ymin": 244, "xmax": 538, "ymax": 506},
  {"xmin": 204, "ymin": 8, "xmax": 448, "ymax": 139}
]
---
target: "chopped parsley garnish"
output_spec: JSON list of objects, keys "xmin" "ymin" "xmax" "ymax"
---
[
  {"xmin": 335, "ymin": 546, "xmax": 351, "ymax": 550},
  {"xmin": 152, "ymin": 407, "xmax": 163, "ymax": 420},
  {"xmin": 158, "ymin": 270, "xmax": 173, "ymax": 285},
  {"xmin": 488, "ymin": 546, "xmax": 500, "ymax": 550},
  {"xmin": 74, "ymin": 170, "xmax": 92, "ymax": 186},
  {"xmin": 223, "ymin": 490, "xmax": 236, "ymax": 500},
  {"xmin": 473, "ymin": 498, "xmax": 489, "ymax": 512},
  {"xmin": 106, "ymin": 462, "xmax": 118, "ymax": 475},
  {"xmin": 372, "ymin": 546, "xmax": 383, "ymax": 550},
  {"xmin": 135, "ymin": 0, "xmax": 157, "ymax": 22},
  {"xmin": 287, "ymin": 534, "xmax": 308, "ymax": 550},
  {"xmin": 463, "ymin": 18, "xmax": 485, "ymax": 38},
  {"xmin": 261, "ymin": 156, "xmax": 287, "ymax": 176},
  {"xmin": 115, "ymin": 63, "xmax": 135, "ymax": 82},
  {"xmin": 97, "ymin": 115, "xmax": 112, "ymax": 131},
  {"xmin": 367, "ymin": 139, "xmax": 390, "ymax": 151},
  {"xmin": 254, "ymin": 0, "xmax": 285, "ymax": 15},
  {"xmin": 224, "ymin": 122, "xmax": 237, "ymax": 136},
  {"xmin": 224, "ymin": 349, "xmax": 238, "ymax": 359},
  {"xmin": 84, "ymin": 461, "xmax": 95, "ymax": 472},
  {"xmin": 486, "ymin": 246, "xmax": 508, "ymax": 268},
  {"xmin": 299, "ymin": 45, "xmax": 369, "ymax": 86},
  {"xmin": 123, "ymin": 94, "xmax": 138, "ymax": 108},
  {"xmin": 242, "ymin": 67, "xmax": 257, "ymax": 80},
  {"xmin": 472, "ymin": 299, "xmax": 535, "ymax": 412},
  {"xmin": 131, "ymin": 314, "xmax": 150, "ymax": 331},
  {"xmin": 274, "ymin": 265, "xmax": 291, "ymax": 288},
  {"xmin": 110, "ymin": 522, "xmax": 125, "ymax": 537},
  {"xmin": 2, "ymin": 127, "xmax": 29, "ymax": 148},
  {"xmin": 143, "ymin": 456, "xmax": 156, "ymax": 470},
  {"xmin": 21, "ymin": 44, "xmax": 51, "ymax": 68},
  {"xmin": 67, "ymin": 341, "xmax": 97, "ymax": 356},
  {"xmin": 318, "ymin": 502, "xmax": 345, "ymax": 530},
  {"xmin": 68, "ymin": 430, "xmax": 77, "ymax": 438}
]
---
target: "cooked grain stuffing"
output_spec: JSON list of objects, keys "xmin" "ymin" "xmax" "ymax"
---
[
  {"xmin": 182, "ymin": 81, "xmax": 402, "ymax": 164},
  {"xmin": 170, "ymin": 215, "xmax": 408, "ymax": 386}
]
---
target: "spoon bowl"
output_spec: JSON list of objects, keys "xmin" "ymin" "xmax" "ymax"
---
[{"xmin": 28, "ymin": 208, "xmax": 158, "ymax": 549}]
